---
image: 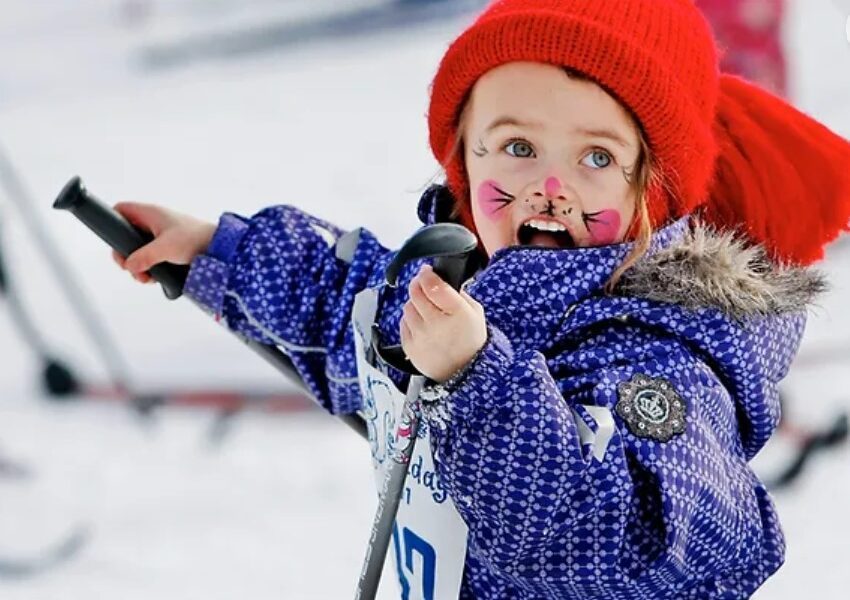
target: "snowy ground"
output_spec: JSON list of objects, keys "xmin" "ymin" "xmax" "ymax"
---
[{"xmin": 0, "ymin": 1, "xmax": 848, "ymax": 598}]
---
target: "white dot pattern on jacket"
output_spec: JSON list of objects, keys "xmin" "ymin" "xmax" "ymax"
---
[{"xmin": 184, "ymin": 186, "xmax": 801, "ymax": 599}]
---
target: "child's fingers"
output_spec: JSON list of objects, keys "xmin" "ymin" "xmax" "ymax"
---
[
  {"xmin": 402, "ymin": 300, "xmax": 425, "ymax": 332},
  {"xmin": 409, "ymin": 275, "xmax": 446, "ymax": 320},
  {"xmin": 115, "ymin": 245, "xmax": 156, "ymax": 284},
  {"xmin": 124, "ymin": 236, "xmax": 171, "ymax": 274},
  {"xmin": 417, "ymin": 265, "xmax": 465, "ymax": 315},
  {"xmin": 114, "ymin": 202, "xmax": 167, "ymax": 235},
  {"xmin": 400, "ymin": 317, "xmax": 413, "ymax": 347},
  {"xmin": 133, "ymin": 271, "xmax": 153, "ymax": 284}
]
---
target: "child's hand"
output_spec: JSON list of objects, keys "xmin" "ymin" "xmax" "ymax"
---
[
  {"xmin": 111, "ymin": 202, "xmax": 215, "ymax": 284},
  {"xmin": 400, "ymin": 264, "xmax": 487, "ymax": 383}
]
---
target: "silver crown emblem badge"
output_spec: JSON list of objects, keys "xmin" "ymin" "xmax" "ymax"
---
[{"xmin": 615, "ymin": 374, "xmax": 686, "ymax": 442}]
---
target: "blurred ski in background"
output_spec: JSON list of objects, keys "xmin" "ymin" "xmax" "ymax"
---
[
  {"xmin": 133, "ymin": 0, "xmax": 489, "ymax": 67},
  {"xmin": 0, "ymin": 1, "xmax": 848, "ymax": 598}
]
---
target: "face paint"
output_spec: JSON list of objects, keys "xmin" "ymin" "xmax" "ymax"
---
[
  {"xmin": 477, "ymin": 180, "xmax": 514, "ymax": 219},
  {"xmin": 583, "ymin": 209, "xmax": 622, "ymax": 245},
  {"xmin": 544, "ymin": 176, "xmax": 561, "ymax": 198},
  {"xmin": 472, "ymin": 139, "xmax": 489, "ymax": 157}
]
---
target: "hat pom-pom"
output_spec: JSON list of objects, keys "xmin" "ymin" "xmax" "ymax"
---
[{"xmin": 705, "ymin": 75, "xmax": 850, "ymax": 265}]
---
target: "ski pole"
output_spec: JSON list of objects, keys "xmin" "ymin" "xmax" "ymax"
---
[
  {"xmin": 0, "ymin": 219, "xmax": 79, "ymax": 395},
  {"xmin": 355, "ymin": 224, "xmax": 478, "ymax": 600},
  {"xmin": 52, "ymin": 176, "xmax": 368, "ymax": 440},
  {"xmin": 0, "ymin": 147, "xmax": 133, "ymax": 397}
]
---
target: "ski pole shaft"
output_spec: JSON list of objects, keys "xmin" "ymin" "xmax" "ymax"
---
[
  {"xmin": 355, "ymin": 379, "xmax": 424, "ymax": 600},
  {"xmin": 53, "ymin": 176, "xmax": 368, "ymax": 440}
]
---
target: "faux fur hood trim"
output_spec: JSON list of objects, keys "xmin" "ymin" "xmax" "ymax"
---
[{"xmin": 618, "ymin": 222, "xmax": 829, "ymax": 320}]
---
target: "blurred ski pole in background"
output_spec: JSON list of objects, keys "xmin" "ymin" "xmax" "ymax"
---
[{"xmin": 0, "ymin": 146, "xmax": 132, "ymax": 400}]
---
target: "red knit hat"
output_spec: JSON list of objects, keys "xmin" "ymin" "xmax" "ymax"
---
[{"xmin": 428, "ymin": 0, "xmax": 850, "ymax": 265}]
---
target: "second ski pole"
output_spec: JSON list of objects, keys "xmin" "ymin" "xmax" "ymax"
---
[
  {"xmin": 355, "ymin": 223, "xmax": 478, "ymax": 599},
  {"xmin": 52, "ymin": 175, "xmax": 368, "ymax": 440}
]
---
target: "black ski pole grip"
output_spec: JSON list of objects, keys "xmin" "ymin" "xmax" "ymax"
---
[
  {"xmin": 53, "ymin": 176, "xmax": 189, "ymax": 300},
  {"xmin": 432, "ymin": 253, "xmax": 469, "ymax": 292},
  {"xmin": 384, "ymin": 222, "xmax": 477, "ymax": 291}
]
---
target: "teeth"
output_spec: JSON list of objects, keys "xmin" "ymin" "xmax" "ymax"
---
[{"xmin": 525, "ymin": 219, "xmax": 567, "ymax": 232}]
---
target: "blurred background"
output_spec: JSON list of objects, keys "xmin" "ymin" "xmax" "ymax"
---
[{"xmin": 0, "ymin": 0, "xmax": 847, "ymax": 598}]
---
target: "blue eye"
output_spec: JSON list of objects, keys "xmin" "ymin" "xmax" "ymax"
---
[
  {"xmin": 582, "ymin": 150, "xmax": 612, "ymax": 169},
  {"xmin": 504, "ymin": 140, "xmax": 535, "ymax": 158}
]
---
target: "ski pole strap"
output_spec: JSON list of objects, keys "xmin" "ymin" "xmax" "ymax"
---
[{"xmin": 52, "ymin": 176, "xmax": 368, "ymax": 440}]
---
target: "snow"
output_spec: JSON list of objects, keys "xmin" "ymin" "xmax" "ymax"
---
[{"xmin": 0, "ymin": 1, "xmax": 848, "ymax": 598}]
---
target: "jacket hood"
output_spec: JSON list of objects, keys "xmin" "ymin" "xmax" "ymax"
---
[{"xmin": 619, "ymin": 223, "xmax": 827, "ymax": 320}]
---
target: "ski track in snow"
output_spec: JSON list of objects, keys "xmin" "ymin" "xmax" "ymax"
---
[{"xmin": 0, "ymin": 1, "xmax": 848, "ymax": 598}]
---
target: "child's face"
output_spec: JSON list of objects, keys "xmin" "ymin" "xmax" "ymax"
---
[{"xmin": 462, "ymin": 62, "xmax": 642, "ymax": 257}]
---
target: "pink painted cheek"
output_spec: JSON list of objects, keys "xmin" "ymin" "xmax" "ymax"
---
[
  {"xmin": 586, "ymin": 210, "xmax": 622, "ymax": 245},
  {"xmin": 477, "ymin": 180, "xmax": 511, "ymax": 220}
]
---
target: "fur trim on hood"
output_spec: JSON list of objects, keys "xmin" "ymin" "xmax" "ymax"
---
[{"xmin": 619, "ymin": 222, "xmax": 829, "ymax": 320}]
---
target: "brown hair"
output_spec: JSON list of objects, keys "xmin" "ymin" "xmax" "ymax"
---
[
  {"xmin": 606, "ymin": 129, "xmax": 655, "ymax": 292},
  {"xmin": 446, "ymin": 70, "xmax": 659, "ymax": 292}
]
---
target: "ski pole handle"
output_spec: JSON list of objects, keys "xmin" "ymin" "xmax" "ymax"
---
[
  {"xmin": 384, "ymin": 222, "xmax": 478, "ymax": 290},
  {"xmin": 53, "ymin": 176, "xmax": 189, "ymax": 300}
]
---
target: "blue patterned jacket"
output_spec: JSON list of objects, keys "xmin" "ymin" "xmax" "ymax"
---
[{"xmin": 184, "ymin": 185, "xmax": 821, "ymax": 599}]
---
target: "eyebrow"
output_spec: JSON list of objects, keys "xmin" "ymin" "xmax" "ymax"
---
[
  {"xmin": 484, "ymin": 116, "xmax": 544, "ymax": 133},
  {"xmin": 573, "ymin": 127, "xmax": 633, "ymax": 149},
  {"xmin": 483, "ymin": 116, "xmax": 632, "ymax": 148}
]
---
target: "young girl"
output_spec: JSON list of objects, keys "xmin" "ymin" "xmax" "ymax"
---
[{"xmin": 113, "ymin": 0, "xmax": 850, "ymax": 597}]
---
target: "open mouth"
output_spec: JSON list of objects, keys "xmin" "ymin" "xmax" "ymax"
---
[{"xmin": 517, "ymin": 219, "xmax": 577, "ymax": 249}]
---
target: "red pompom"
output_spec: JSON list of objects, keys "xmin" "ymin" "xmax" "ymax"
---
[{"xmin": 706, "ymin": 75, "xmax": 850, "ymax": 265}]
